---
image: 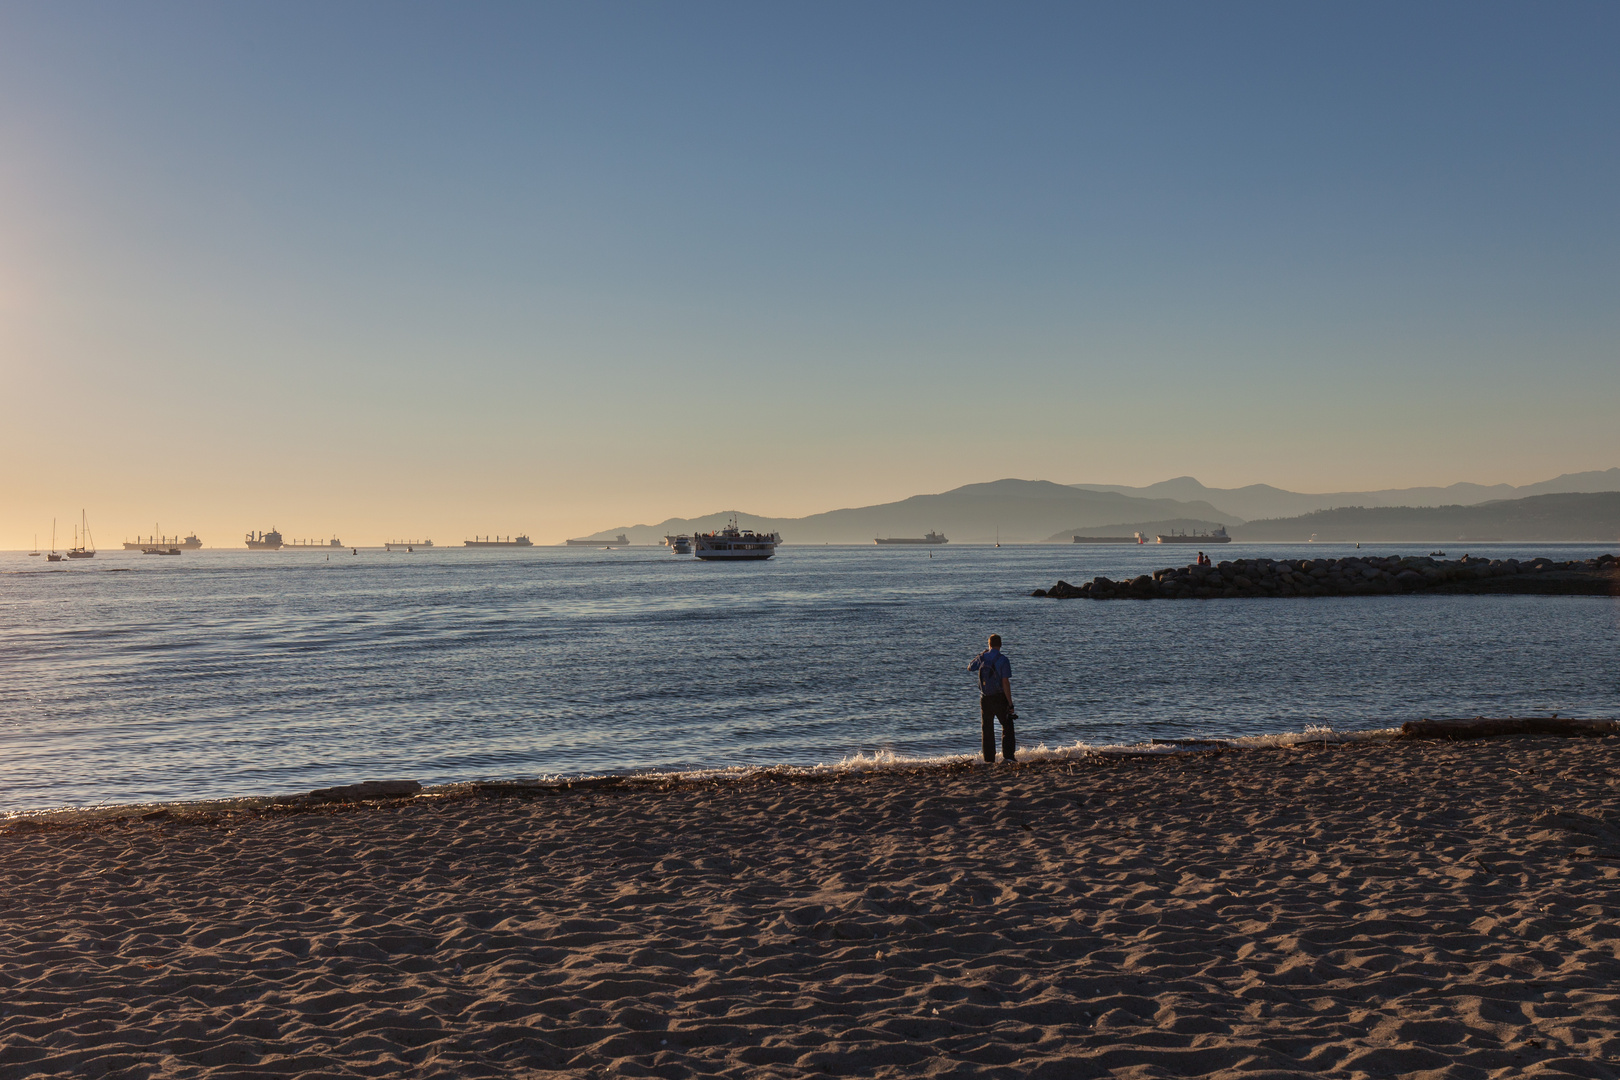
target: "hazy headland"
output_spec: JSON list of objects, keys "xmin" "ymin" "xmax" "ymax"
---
[{"xmin": 575, "ymin": 468, "xmax": 1620, "ymax": 546}]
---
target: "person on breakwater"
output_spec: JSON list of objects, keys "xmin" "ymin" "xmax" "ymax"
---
[{"xmin": 968, "ymin": 634, "xmax": 1016, "ymax": 764}]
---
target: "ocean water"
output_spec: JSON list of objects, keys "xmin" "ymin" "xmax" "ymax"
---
[{"xmin": 2, "ymin": 543, "xmax": 1617, "ymax": 811}]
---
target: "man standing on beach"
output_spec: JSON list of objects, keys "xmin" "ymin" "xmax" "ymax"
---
[{"xmin": 969, "ymin": 634, "xmax": 1016, "ymax": 764}]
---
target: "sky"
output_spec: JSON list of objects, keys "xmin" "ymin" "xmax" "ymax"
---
[{"xmin": 1, "ymin": 1, "xmax": 1616, "ymax": 546}]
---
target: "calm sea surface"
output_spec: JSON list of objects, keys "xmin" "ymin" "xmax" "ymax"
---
[{"xmin": 2, "ymin": 543, "xmax": 1617, "ymax": 811}]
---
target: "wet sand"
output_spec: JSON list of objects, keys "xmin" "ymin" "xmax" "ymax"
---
[{"xmin": 4, "ymin": 737, "xmax": 1620, "ymax": 1078}]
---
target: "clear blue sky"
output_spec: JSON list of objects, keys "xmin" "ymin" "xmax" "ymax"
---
[{"xmin": 1, "ymin": 2, "xmax": 1615, "ymax": 544}]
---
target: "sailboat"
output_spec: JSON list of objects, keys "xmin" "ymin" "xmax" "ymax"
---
[
  {"xmin": 46, "ymin": 519, "xmax": 64, "ymax": 561},
  {"xmin": 29, "ymin": 534, "xmax": 40, "ymax": 556},
  {"xmin": 66, "ymin": 509, "xmax": 96, "ymax": 559}
]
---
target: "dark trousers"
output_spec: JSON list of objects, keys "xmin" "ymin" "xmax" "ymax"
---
[{"xmin": 980, "ymin": 694, "xmax": 1015, "ymax": 763}]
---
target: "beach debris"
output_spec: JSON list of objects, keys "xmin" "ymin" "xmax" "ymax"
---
[{"xmin": 1033, "ymin": 552, "xmax": 1619, "ymax": 600}]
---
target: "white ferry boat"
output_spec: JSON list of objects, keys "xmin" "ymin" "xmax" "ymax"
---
[{"xmin": 693, "ymin": 519, "xmax": 780, "ymax": 561}]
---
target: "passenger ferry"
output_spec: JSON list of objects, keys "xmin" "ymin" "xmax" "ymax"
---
[{"xmin": 693, "ymin": 519, "xmax": 780, "ymax": 561}]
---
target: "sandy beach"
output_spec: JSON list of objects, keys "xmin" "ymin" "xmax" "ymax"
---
[{"xmin": 5, "ymin": 736, "xmax": 1620, "ymax": 1078}]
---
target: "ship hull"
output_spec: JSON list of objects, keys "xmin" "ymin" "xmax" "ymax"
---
[
  {"xmin": 1155, "ymin": 535, "xmax": 1231, "ymax": 544},
  {"xmin": 1072, "ymin": 537, "xmax": 1144, "ymax": 544},
  {"xmin": 245, "ymin": 542, "xmax": 282, "ymax": 550},
  {"xmin": 874, "ymin": 537, "xmax": 948, "ymax": 545},
  {"xmin": 693, "ymin": 549, "xmax": 775, "ymax": 560},
  {"xmin": 464, "ymin": 541, "xmax": 534, "ymax": 547}
]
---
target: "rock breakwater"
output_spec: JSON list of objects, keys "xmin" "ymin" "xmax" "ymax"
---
[{"xmin": 1034, "ymin": 553, "xmax": 1620, "ymax": 600}]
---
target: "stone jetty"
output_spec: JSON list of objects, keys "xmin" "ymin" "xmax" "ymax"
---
[{"xmin": 1034, "ymin": 552, "xmax": 1620, "ymax": 600}]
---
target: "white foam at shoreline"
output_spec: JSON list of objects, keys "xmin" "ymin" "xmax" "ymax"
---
[
  {"xmin": 0, "ymin": 724, "xmax": 1404, "ymax": 823},
  {"xmin": 548, "ymin": 722, "xmax": 1404, "ymax": 786}
]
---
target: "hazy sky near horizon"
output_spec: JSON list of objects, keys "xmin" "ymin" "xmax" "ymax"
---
[{"xmin": 2, "ymin": 2, "xmax": 1616, "ymax": 545}]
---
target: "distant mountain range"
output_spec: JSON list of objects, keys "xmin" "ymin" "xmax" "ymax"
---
[
  {"xmin": 1072, "ymin": 468, "xmax": 1620, "ymax": 522},
  {"xmin": 580, "ymin": 468, "xmax": 1620, "ymax": 545},
  {"xmin": 582, "ymin": 479, "xmax": 1236, "ymax": 545},
  {"xmin": 1232, "ymin": 492, "xmax": 1620, "ymax": 543}
]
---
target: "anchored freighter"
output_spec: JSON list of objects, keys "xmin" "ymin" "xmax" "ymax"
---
[
  {"xmin": 1156, "ymin": 526, "xmax": 1231, "ymax": 544},
  {"xmin": 874, "ymin": 531, "xmax": 948, "ymax": 545},
  {"xmin": 124, "ymin": 531, "xmax": 202, "ymax": 550}
]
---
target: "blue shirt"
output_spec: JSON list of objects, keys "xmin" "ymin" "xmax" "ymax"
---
[{"xmin": 969, "ymin": 649, "xmax": 1011, "ymax": 697}]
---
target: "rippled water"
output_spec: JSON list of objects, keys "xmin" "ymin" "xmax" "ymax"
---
[{"xmin": 2, "ymin": 543, "xmax": 1616, "ymax": 810}]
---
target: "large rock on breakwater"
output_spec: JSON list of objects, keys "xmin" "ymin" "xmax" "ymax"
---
[{"xmin": 1034, "ymin": 552, "xmax": 1620, "ymax": 600}]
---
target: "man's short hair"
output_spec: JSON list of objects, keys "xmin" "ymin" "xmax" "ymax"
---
[{"xmin": 988, "ymin": 634, "xmax": 1002, "ymax": 649}]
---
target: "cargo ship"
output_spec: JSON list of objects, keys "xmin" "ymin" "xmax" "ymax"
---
[
  {"xmin": 1156, "ymin": 526, "xmax": 1231, "ymax": 544},
  {"xmin": 246, "ymin": 529, "xmax": 283, "ymax": 550},
  {"xmin": 283, "ymin": 537, "xmax": 344, "ymax": 549},
  {"xmin": 874, "ymin": 531, "xmax": 948, "ymax": 545},
  {"xmin": 123, "ymin": 532, "xmax": 202, "ymax": 550},
  {"xmin": 566, "ymin": 534, "xmax": 629, "ymax": 547},
  {"xmin": 693, "ymin": 519, "xmax": 779, "ymax": 561},
  {"xmin": 385, "ymin": 539, "xmax": 433, "ymax": 551},
  {"xmin": 1073, "ymin": 533, "xmax": 1147, "ymax": 544},
  {"xmin": 464, "ymin": 535, "xmax": 534, "ymax": 547}
]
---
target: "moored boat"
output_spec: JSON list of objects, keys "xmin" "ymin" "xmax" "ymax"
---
[
  {"xmin": 66, "ymin": 510, "xmax": 96, "ymax": 558},
  {"xmin": 566, "ymin": 534, "xmax": 628, "ymax": 547},
  {"xmin": 246, "ymin": 529, "xmax": 284, "ymax": 550},
  {"xmin": 465, "ymin": 535, "xmax": 534, "ymax": 547}
]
